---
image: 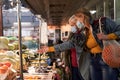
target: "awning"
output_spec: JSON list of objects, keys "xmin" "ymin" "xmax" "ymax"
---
[{"xmin": 20, "ymin": 0, "xmax": 101, "ymax": 26}]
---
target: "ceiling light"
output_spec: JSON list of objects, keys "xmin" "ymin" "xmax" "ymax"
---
[{"xmin": 90, "ymin": 10, "xmax": 96, "ymax": 14}]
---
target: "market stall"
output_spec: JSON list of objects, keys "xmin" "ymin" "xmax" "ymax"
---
[
  {"xmin": 0, "ymin": 0, "xmax": 63, "ymax": 79},
  {"xmin": 0, "ymin": 36, "xmax": 58, "ymax": 80}
]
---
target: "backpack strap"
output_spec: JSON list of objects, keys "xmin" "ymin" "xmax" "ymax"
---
[
  {"xmin": 92, "ymin": 17, "xmax": 106, "ymax": 33},
  {"xmin": 99, "ymin": 17, "xmax": 103, "ymax": 33},
  {"xmin": 93, "ymin": 17, "xmax": 106, "ymax": 26}
]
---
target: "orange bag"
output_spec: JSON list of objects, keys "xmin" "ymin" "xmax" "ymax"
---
[
  {"xmin": 99, "ymin": 17, "xmax": 120, "ymax": 68},
  {"xmin": 102, "ymin": 40, "xmax": 120, "ymax": 68}
]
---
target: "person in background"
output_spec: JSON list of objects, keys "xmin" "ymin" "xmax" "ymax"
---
[
  {"xmin": 48, "ymin": 35, "xmax": 54, "ymax": 46},
  {"xmin": 56, "ymin": 39, "xmax": 63, "ymax": 44},
  {"xmin": 63, "ymin": 32, "xmax": 79, "ymax": 80},
  {"xmin": 47, "ymin": 35, "xmax": 55, "ymax": 65},
  {"xmin": 74, "ymin": 7, "xmax": 120, "ymax": 80},
  {"xmin": 55, "ymin": 39, "xmax": 63, "ymax": 59},
  {"xmin": 37, "ymin": 15, "xmax": 90, "ymax": 80},
  {"xmin": 63, "ymin": 15, "xmax": 89, "ymax": 80}
]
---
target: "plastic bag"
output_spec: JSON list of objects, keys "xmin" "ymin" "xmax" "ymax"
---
[{"xmin": 102, "ymin": 40, "xmax": 120, "ymax": 68}]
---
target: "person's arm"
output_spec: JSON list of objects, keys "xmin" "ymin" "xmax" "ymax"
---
[
  {"xmin": 105, "ymin": 18, "xmax": 120, "ymax": 39},
  {"xmin": 97, "ymin": 17, "xmax": 120, "ymax": 40},
  {"xmin": 97, "ymin": 33, "xmax": 118, "ymax": 40},
  {"xmin": 38, "ymin": 40, "xmax": 75, "ymax": 53},
  {"xmin": 54, "ymin": 40, "xmax": 74, "ymax": 53}
]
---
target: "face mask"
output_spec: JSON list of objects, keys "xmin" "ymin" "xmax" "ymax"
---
[
  {"xmin": 76, "ymin": 21, "xmax": 84, "ymax": 29},
  {"xmin": 71, "ymin": 26, "xmax": 77, "ymax": 33}
]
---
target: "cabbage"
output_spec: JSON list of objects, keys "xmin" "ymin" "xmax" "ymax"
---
[
  {"xmin": 8, "ymin": 44, "xmax": 15, "ymax": 50},
  {"xmin": 0, "ymin": 37, "xmax": 9, "ymax": 49}
]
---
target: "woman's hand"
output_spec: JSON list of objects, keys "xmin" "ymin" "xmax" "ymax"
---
[
  {"xmin": 97, "ymin": 33, "xmax": 108, "ymax": 40},
  {"xmin": 37, "ymin": 46, "xmax": 49, "ymax": 53}
]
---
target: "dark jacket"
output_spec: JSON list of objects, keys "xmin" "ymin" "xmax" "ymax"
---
[{"xmin": 92, "ymin": 17, "xmax": 120, "ymax": 48}]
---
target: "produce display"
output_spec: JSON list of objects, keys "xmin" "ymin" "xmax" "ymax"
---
[
  {"xmin": 0, "ymin": 51, "xmax": 22, "ymax": 70},
  {"xmin": 0, "ymin": 62, "xmax": 11, "ymax": 74},
  {"xmin": 0, "ymin": 37, "xmax": 9, "ymax": 50},
  {"xmin": 0, "ymin": 62, "xmax": 12, "ymax": 80},
  {"xmin": 0, "ymin": 36, "xmax": 57, "ymax": 80},
  {"xmin": 23, "ymin": 73, "xmax": 53, "ymax": 80},
  {"xmin": 24, "ymin": 75, "xmax": 41, "ymax": 80},
  {"xmin": 0, "ymin": 37, "xmax": 28, "ymax": 79}
]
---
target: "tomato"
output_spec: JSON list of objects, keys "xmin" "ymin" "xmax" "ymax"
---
[
  {"xmin": 4, "ymin": 62, "xmax": 11, "ymax": 67},
  {"xmin": 0, "ymin": 63, "xmax": 4, "ymax": 67}
]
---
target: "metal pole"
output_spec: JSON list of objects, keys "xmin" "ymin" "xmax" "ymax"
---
[
  {"xmin": 17, "ymin": 0, "xmax": 23, "ymax": 79},
  {"xmin": 103, "ymin": 0, "xmax": 106, "ymax": 17},
  {"xmin": 38, "ymin": 16, "xmax": 42, "ymax": 70},
  {"xmin": 114, "ymin": 0, "xmax": 116, "ymax": 21},
  {"xmin": 0, "ymin": 0, "xmax": 3, "ymax": 36}
]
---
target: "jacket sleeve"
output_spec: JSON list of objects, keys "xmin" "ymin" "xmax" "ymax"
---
[
  {"xmin": 104, "ymin": 17, "xmax": 120, "ymax": 39},
  {"xmin": 54, "ymin": 40, "xmax": 75, "ymax": 53}
]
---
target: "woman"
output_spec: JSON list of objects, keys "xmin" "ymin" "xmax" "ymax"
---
[
  {"xmin": 38, "ymin": 15, "xmax": 90, "ymax": 80},
  {"xmin": 63, "ymin": 16, "xmax": 86, "ymax": 80},
  {"xmin": 74, "ymin": 8, "xmax": 120, "ymax": 80}
]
